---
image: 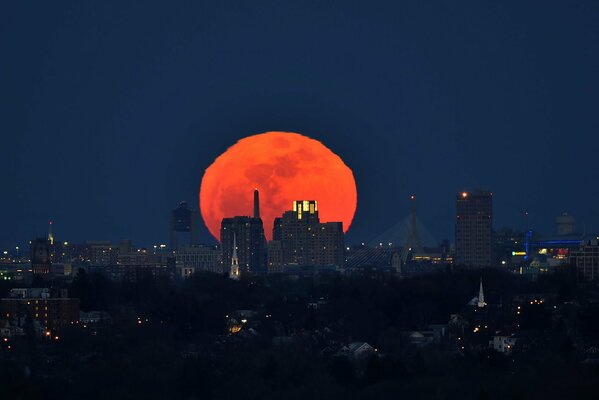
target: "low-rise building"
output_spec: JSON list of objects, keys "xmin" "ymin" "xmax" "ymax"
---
[
  {"xmin": 490, "ymin": 332, "xmax": 517, "ymax": 354},
  {"xmin": 0, "ymin": 288, "xmax": 79, "ymax": 335},
  {"xmin": 175, "ymin": 244, "xmax": 221, "ymax": 274}
]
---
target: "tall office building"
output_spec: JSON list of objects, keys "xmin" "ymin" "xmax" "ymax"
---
[
  {"xmin": 455, "ymin": 190, "xmax": 493, "ymax": 268},
  {"xmin": 273, "ymin": 217, "xmax": 283, "ymax": 241},
  {"xmin": 267, "ymin": 240, "xmax": 284, "ymax": 273},
  {"xmin": 276, "ymin": 200, "xmax": 344, "ymax": 268},
  {"xmin": 170, "ymin": 201, "xmax": 199, "ymax": 250},
  {"xmin": 31, "ymin": 238, "xmax": 52, "ymax": 275},
  {"xmin": 220, "ymin": 190, "xmax": 267, "ymax": 276}
]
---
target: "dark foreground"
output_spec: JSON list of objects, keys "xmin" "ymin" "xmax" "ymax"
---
[{"xmin": 1, "ymin": 268, "xmax": 599, "ymax": 400}]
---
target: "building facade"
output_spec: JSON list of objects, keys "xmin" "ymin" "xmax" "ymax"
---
[
  {"xmin": 455, "ymin": 190, "xmax": 493, "ymax": 268},
  {"xmin": 221, "ymin": 216, "xmax": 267, "ymax": 276},
  {"xmin": 31, "ymin": 238, "xmax": 52, "ymax": 275},
  {"xmin": 0, "ymin": 288, "xmax": 79, "ymax": 335},
  {"xmin": 277, "ymin": 200, "xmax": 344, "ymax": 269},
  {"xmin": 175, "ymin": 244, "xmax": 221, "ymax": 274},
  {"xmin": 220, "ymin": 190, "xmax": 267, "ymax": 276},
  {"xmin": 267, "ymin": 240, "xmax": 284, "ymax": 273},
  {"xmin": 571, "ymin": 241, "xmax": 599, "ymax": 280},
  {"xmin": 170, "ymin": 201, "xmax": 199, "ymax": 250}
]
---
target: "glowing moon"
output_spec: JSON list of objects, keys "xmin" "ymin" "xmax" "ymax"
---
[{"xmin": 199, "ymin": 131, "xmax": 357, "ymax": 241}]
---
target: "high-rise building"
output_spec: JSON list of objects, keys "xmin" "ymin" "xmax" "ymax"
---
[
  {"xmin": 267, "ymin": 240, "xmax": 283, "ymax": 273},
  {"xmin": 31, "ymin": 238, "xmax": 52, "ymax": 275},
  {"xmin": 87, "ymin": 241, "xmax": 118, "ymax": 266},
  {"xmin": 556, "ymin": 213, "xmax": 576, "ymax": 236},
  {"xmin": 170, "ymin": 201, "xmax": 199, "ymax": 250},
  {"xmin": 276, "ymin": 200, "xmax": 344, "ymax": 269},
  {"xmin": 220, "ymin": 190, "xmax": 267, "ymax": 276},
  {"xmin": 571, "ymin": 240, "xmax": 599, "ymax": 281},
  {"xmin": 455, "ymin": 190, "xmax": 493, "ymax": 268},
  {"xmin": 273, "ymin": 217, "xmax": 283, "ymax": 241}
]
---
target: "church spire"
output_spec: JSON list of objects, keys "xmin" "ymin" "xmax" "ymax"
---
[
  {"xmin": 229, "ymin": 233, "xmax": 240, "ymax": 280},
  {"xmin": 48, "ymin": 221, "xmax": 54, "ymax": 245},
  {"xmin": 477, "ymin": 278, "xmax": 486, "ymax": 308}
]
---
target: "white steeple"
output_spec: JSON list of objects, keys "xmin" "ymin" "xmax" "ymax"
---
[
  {"xmin": 229, "ymin": 233, "xmax": 240, "ymax": 280},
  {"xmin": 48, "ymin": 221, "xmax": 54, "ymax": 245},
  {"xmin": 477, "ymin": 278, "xmax": 486, "ymax": 308}
]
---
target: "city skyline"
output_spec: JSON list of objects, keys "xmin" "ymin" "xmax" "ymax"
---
[
  {"xmin": 2, "ymin": 2, "xmax": 599, "ymax": 397},
  {"xmin": 0, "ymin": 188, "xmax": 594, "ymax": 252},
  {"xmin": 3, "ymin": 1, "xmax": 599, "ymax": 248}
]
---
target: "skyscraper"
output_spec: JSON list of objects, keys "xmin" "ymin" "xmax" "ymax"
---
[
  {"xmin": 220, "ymin": 190, "xmax": 267, "ymax": 276},
  {"xmin": 276, "ymin": 200, "xmax": 344, "ymax": 269},
  {"xmin": 455, "ymin": 190, "xmax": 493, "ymax": 268},
  {"xmin": 170, "ymin": 201, "xmax": 199, "ymax": 250}
]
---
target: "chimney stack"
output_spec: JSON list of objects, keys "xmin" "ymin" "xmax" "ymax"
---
[{"xmin": 253, "ymin": 189, "xmax": 260, "ymax": 219}]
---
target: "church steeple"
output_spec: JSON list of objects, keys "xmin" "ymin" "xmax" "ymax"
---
[
  {"xmin": 229, "ymin": 233, "xmax": 240, "ymax": 280},
  {"xmin": 48, "ymin": 221, "xmax": 54, "ymax": 245},
  {"xmin": 477, "ymin": 278, "xmax": 486, "ymax": 308}
]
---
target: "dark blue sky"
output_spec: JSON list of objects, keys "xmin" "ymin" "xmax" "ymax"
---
[{"xmin": 2, "ymin": 1, "xmax": 598, "ymax": 248}]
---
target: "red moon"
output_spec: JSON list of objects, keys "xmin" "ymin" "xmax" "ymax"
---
[{"xmin": 199, "ymin": 131, "xmax": 357, "ymax": 241}]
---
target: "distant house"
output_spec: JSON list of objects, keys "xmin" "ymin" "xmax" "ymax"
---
[
  {"xmin": 490, "ymin": 332, "xmax": 517, "ymax": 354},
  {"xmin": 404, "ymin": 324, "xmax": 448, "ymax": 347},
  {"xmin": 226, "ymin": 310, "xmax": 258, "ymax": 334},
  {"xmin": 79, "ymin": 311, "xmax": 112, "ymax": 326},
  {"xmin": 337, "ymin": 342, "xmax": 376, "ymax": 359},
  {"xmin": 582, "ymin": 344, "xmax": 599, "ymax": 365},
  {"xmin": 272, "ymin": 336, "xmax": 298, "ymax": 346},
  {"xmin": 0, "ymin": 319, "xmax": 24, "ymax": 338},
  {"xmin": 407, "ymin": 331, "xmax": 432, "ymax": 347}
]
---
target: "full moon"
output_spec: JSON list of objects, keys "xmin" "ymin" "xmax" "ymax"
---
[{"xmin": 199, "ymin": 131, "xmax": 357, "ymax": 241}]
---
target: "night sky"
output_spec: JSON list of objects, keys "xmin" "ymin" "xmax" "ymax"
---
[{"xmin": 2, "ymin": 1, "xmax": 598, "ymax": 249}]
